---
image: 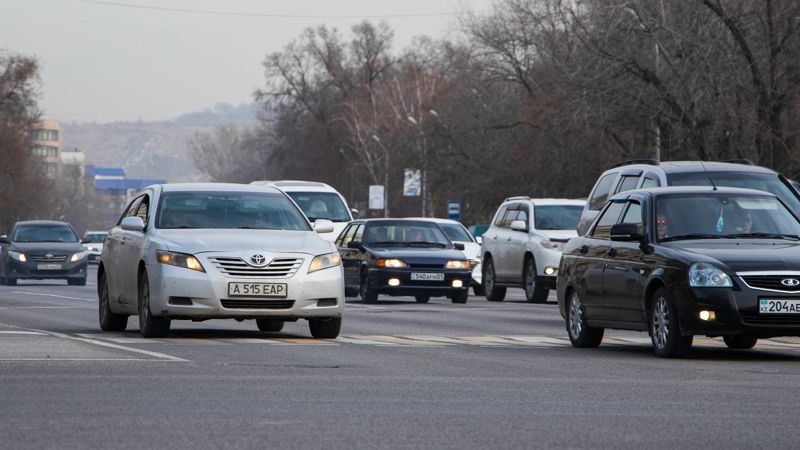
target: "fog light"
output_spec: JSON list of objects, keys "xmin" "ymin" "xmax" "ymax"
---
[
  {"xmin": 544, "ymin": 266, "xmax": 557, "ymax": 276},
  {"xmin": 452, "ymin": 279, "xmax": 463, "ymax": 288},
  {"xmin": 388, "ymin": 278, "xmax": 400, "ymax": 287},
  {"xmin": 699, "ymin": 310, "xmax": 716, "ymax": 321}
]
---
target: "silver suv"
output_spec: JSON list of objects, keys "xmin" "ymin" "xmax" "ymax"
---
[{"xmin": 481, "ymin": 197, "xmax": 585, "ymax": 303}]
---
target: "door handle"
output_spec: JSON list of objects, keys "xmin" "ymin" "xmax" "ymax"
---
[
  {"xmin": 579, "ymin": 246, "xmax": 588, "ymax": 254},
  {"xmin": 607, "ymin": 248, "xmax": 617, "ymax": 257},
  {"xmin": 611, "ymin": 266, "xmax": 628, "ymax": 272}
]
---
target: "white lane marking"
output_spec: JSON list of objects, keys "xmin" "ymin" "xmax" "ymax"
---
[
  {"xmin": 12, "ymin": 291, "xmax": 95, "ymax": 302},
  {"xmin": 0, "ymin": 358, "xmax": 176, "ymax": 362},
  {"xmin": 0, "ymin": 330, "xmax": 46, "ymax": 335},
  {"xmin": 0, "ymin": 306, "xmax": 90, "ymax": 309},
  {"xmin": 335, "ymin": 337, "xmax": 402, "ymax": 346},
  {"xmin": 38, "ymin": 330, "xmax": 187, "ymax": 362}
]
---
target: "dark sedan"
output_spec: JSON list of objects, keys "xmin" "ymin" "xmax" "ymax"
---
[
  {"xmin": 557, "ymin": 186, "xmax": 800, "ymax": 357},
  {"xmin": 336, "ymin": 219, "xmax": 472, "ymax": 304},
  {"xmin": 0, "ymin": 221, "xmax": 88, "ymax": 286}
]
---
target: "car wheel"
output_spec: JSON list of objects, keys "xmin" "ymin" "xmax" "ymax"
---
[
  {"xmin": 68, "ymin": 277, "xmax": 87, "ymax": 286},
  {"xmin": 360, "ymin": 269, "xmax": 378, "ymax": 304},
  {"xmin": 650, "ymin": 288, "xmax": 692, "ymax": 358},
  {"xmin": 483, "ymin": 258, "xmax": 506, "ymax": 302},
  {"xmin": 256, "ymin": 319, "xmax": 284, "ymax": 332},
  {"xmin": 138, "ymin": 271, "xmax": 170, "ymax": 338},
  {"xmin": 98, "ymin": 271, "xmax": 127, "ymax": 332},
  {"xmin": 723, "ymin": 335, "xmax": 757, "ymax": 350},
  {"xmin": 309, "ymin": 317, "xmax": 341, "ymax": 339},
  {"xmin": 415, "ymin": 295, "xmax": 430, "ymax": 304},
  {"xmin": 451, "ymin": 290, "xmax": 468, "ymax": 304},
  {"xmin": 566, "ymin": 289, "xmax": 603, "ymax": 347},
  {"xmin": 524, "ymin": 257, "xmax": 548, "ymax": 303}
]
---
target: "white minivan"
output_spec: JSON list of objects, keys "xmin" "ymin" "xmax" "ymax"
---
[{"xmin": 250, "ymin": 180, "xmax": 355, "ymax": 241}]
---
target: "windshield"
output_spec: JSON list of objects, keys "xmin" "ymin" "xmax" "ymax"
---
[
  {"xmin": 364, "ymin": 221, "xmax": 452, "ymax": 248},
  {"xmin": 656, "ymin": 194, "xmax": 800, "ymax": 242},
  {"xmin": 84, "ymin": 233, "xmax": 107, "ymax": 243},
  {"xmin": 286, "ymin": 192, "xmax": 351, "ymax": 222},
  {"xmin": 669, "ymin": 171, "xmax": 800, "ymax": 214},
  {"xmin": 534, "ymin": 205, "xmax": 584, "ymax": 230},
  {"xmin": 13, "ymin": 224, "xmax": 78, "ymax": 243},
  {"xmin": 156, "ymin": 192, "xmax": 311, "ymax": 231},
  {"xmin": 439, "ymin": 223, "xmax": 473, "ymax": 242}
]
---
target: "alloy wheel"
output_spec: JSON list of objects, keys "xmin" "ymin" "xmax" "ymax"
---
[
  {"xmin": 569, "ymin": 291, "xmax": 583, "ymax": 340},
  {"xmin": 652, "ymin": 296, "xmax": 670, "ymax": 349},
  {"xmin": 485, "ymin": 261, "xmax": 495, "ymax": 292},
  {"xmin": 525, "ymin": 261, "xmax": 535, "ymax": 298}
]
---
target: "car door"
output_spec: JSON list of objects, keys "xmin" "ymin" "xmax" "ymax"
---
[
  {"xmin": 495, "ymin": 206, "xmax": 520, "ymax": 281},
  {"xmin": 576, "ymin": 201, "xmax": 626, "ymax": 319},
  {"xmin": 105, "ymin": 196, "xmax": 141, "ymax": 302},
  {"xmin": 483, "ymin": 204, "xmax": 509, "ymax": 272},
  {"xmin": 336, "ymin": 223, "xmax": 361, "ymax": 290},
  {"xmin": 506, "ymin": 203, "xmax": 530, "ymax": 283},
  {"xmin": 603, "ymin": 200, "xmax": 649, "ymax": 324},
  {"xmin": 119, "ymin": 193, "xmax": 151, "ymax": 304}
]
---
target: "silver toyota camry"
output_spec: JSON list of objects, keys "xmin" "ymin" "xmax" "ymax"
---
[{"xmin": 97, "ymin": 183, "xmax": 344, "ymax": 338}]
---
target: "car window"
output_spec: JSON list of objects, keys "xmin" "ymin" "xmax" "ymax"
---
[
  {"xmin": 590, "ymin": 201, "xmax": 626, "ymax": 239},
  {"xmin": 617, "ymin": 175, "xmax": 640, "ymax": 193},
  {"xmin": 669, "ymin": 171, "xmax": 800, "ymax": 214},
  {"xmin": 533, "ymin": 204, "xmax": 584, "ymax": 230},
  {"xmin": 516, "ymin": 207, "xmax": 530, "ymax": 228},
  {"xmin": 621, "ymin": 201, "xmax": 644, "ymax": 234},
  {"xmin": 589, "ymin": 173, "xmax": 617, "ymax": 210},
  {"xmin": 439, "ymin": 222, "xmax": 473, "ymax": 242},
  {"xmin": 502, "ymin": 208, "xmax": 520, "ymax": 228},
  {"xmin": 135, "ymin": 195, "xmax": 149, "ymax": 224},
  {"xmin": 12, "ymin": 224, "xmax": 78, "ymax": 243},
  {"xmin": 338, "ymin": 224, "xmax": 356, "ymax": 247},
  {"xmin": 286, "ymin": 192, "xmax": 351, "ymax": 222},
  {"xmin": 353, "ymin": 224, "xmax": 365, "ymax": 243},
  {"xmin": 118, "ymin": 196, "xmax": 142, "ymax": 225},
  {"xmin": 641, "ymin": 177, "xmax": 659, "ymax": 189},
  {"xmin": 363, "ymin": 221, "xmax": 451, "ymax": 248},
  {"xmin": 493, "ymin": 205, "xmax": 509, "ymax": 227}
]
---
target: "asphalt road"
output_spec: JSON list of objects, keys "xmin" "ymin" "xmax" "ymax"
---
[{"xmin": 2, "ymin": 266, "xmax": 800, "ymax": 449}]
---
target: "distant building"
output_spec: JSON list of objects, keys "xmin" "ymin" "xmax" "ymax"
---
[
  {"xmin": 89, "ymin": 166, "xmax": 165, "ymax": 226},
  {"xmin": 31, "ymin": 119, "xmax": 61, "ymax": 178}
]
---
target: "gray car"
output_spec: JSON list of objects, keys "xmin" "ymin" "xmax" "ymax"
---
[
  {"xmin": 0, "ymin": 220, "xmax": 89, "ymax": 286},
  {"xmin": 98, "ymin": 183, "xmax": 345, "ymax": 338}
]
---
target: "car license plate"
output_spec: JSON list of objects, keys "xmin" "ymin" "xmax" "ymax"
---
[
  {"xmin": 37, "ymin": 263, "xmax": 62, "ymax": 270},
  {"xmin": 410, "ymin": 272, "xmax": 445, "ymax": 281},
  {"xmin": 228, "ymin": 282, "xmax": 287, "ymax": 298},
  {"xmin": 759, "ymin": 299, "xmax": 800, "ymax": 314}
]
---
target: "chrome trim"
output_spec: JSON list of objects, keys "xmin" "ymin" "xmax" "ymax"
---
[{"xmin": 737, "ymin": 272, "xmax": 800, "ymax": 294}]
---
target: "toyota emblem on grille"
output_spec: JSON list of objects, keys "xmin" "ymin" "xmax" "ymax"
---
[
  {"xmin": 45, "ymin": 253, "xmax": 53, "ymax": 259},
  {"xmin": 249, "ymin": 254, "xmax": 267, "ymax": 267},
  {"xmin": 781, "ymin": 278, "xmax": 800, "ymax": 287}
]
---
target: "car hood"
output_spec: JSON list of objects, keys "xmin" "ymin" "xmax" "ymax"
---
[
  {"xmin": 366, "ymin": 246, "xmax": 467, "ymax": 264},
  {"xmin": 666, "ymin": 240, "xmax": 800, "ymax": 272},
  {"xmin": 156, "ymin": 229, "xmax": 334, "ymax": 255},
  {"xmin": 10, "ymin": 242, "xmax": 84, "ymax": 254},
  {"xmin": 455, "ymin": 241, "xmax": 481, "ymax": 260}
]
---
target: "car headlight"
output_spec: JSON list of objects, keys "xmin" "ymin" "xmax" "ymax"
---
[
  {"xmin": 8, "ymin": 251, "xmax": 27, "ymax": 262},
  {"xmin": 445, "ymin": 260, "xmax": 470, "ymax": 270},
  {"xmin": 377, "ymin": 258, "xmax": 407, "ymax": 268},
  {"xmin": 156, "ymin": 250, "xmax": 205, "ymax": 272},
  {"xmin": 541, "ymin": 240, "xmax": 562, "ymax": 251},
  {"xmin": 308, "ymin": 252, "xmax": 342, "ymax": 273},
  {"xmin": 70, "ymin": 251, "xmax": 89, "ymax": 262},
  {"xmin": 689, "ymin": 262, "xmax": 732, "ymax": 288}
]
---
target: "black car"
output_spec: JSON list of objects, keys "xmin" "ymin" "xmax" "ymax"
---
[
  {"xmin": 0, "ymin": 221, "xmax": 89, "ymax": 286},
  {"xmin": 336, "ymin": 219, "xmax": 472, "ymax": 304},
  {"xmin": 557, "ymin": 186, "xmax": 800, "ymax": 357}
]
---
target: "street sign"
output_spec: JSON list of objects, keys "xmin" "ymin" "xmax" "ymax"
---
[
  {"xmin": 369, "ymin": 185, "xmax": 385, "ymax": 210},
  {"xmin": 447, "ymin": 200, "xmax": 461, "ymax": 220},
  {"xmin": 403, "ymin": 168, "xmax": 421, "ymax": 196}
]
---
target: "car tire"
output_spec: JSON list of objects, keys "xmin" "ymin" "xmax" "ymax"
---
[
  {"xmin": 451, "ymin": 290, "xmax": 468, "ymax": 304},
  {"xmin": 415, "ymin": 295, "xmax": 430, "ymax": 304},
  {"xmin": 256, "ymin": 319, "xmax": 284, "ymax": 332},
  {"xmin": 723, "ymin": 335, "xmax": 757, "ymax": 350},
  {"xmin": 650, "ymin": 287, "xmax": 692, "ymax": 358},
  {"xmin": 524, "ymin": 257, "xmax": 548, "ymax": 303},
  {"xmin": 309, "ymin": 317, "xmax": 341, "ymax": 339},
  {"xmin": 68, "ymin": 277, "xmax": 87, "ymax": 286},
  {"xmin": 566, "ymin": 289, "xmax": 603, "ymax": 347},
  {"xmin": 137, "ymin": 271, "xmax": 170, "ymax": 338},
  {"xmin": 483, "ymin": 257, "xmax": 506, "ymax": 302},
  {"xmin": 5, "ymin": 277, "xmax": 17, "ymax": 286},
  {"xmin": 98, "ymin": 271, "xmax": 127, "ymax": 332},
  {"xmin": 360, "ymin": 269, "xmax": 378, "ymax": 304}
]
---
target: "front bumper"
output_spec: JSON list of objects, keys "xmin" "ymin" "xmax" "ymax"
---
[
  {"xmin": 674, "ymin": 284, "xmax": 800, "ymax": 338},
  {"xmin": 366, "ymin": 267, "xmax": 471, "ymax": 297},
  {"xmin": 4, "ymin": 258, "xmax": 88, "ymax": 280},
  {"xmin": 146, "ymin": 253, "xmax": 345, "ymax": 320}
]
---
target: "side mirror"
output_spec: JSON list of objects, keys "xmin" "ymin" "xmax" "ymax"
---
[
  {"xmin": 347, "ymin": 240, "xmax": 362, "ymax": 250},
  {"xmin": 610, "ymin": 223, "xmax": 645, "ymax": 242},
  {"xmin": 454, "ymin": 242, "xmax": 465, "ymax": 251},
  {"xmin": 350, "ymin": 208, "xmax": 360, "ymax": 219},
  {"xmin": 510, "ymin": 220, "xmax": 527, "ymax": 232},
  {"xmin": 0, "ymin": 235, "xmax": 8, "ymax": 244},
  {"xmin": 120, "ymin": 216, "xmax": 145, "ymax": 233},
  {"xmin": 81, "ymin": 238, "xmax": 91, "ymax": 244},
  {"xmin": 314, "ymin": 219, "xmax": 335, "ymax": 234},
  {"xmin": 475, "ymin": 236, "xmax": 483, "ymax": 245}
]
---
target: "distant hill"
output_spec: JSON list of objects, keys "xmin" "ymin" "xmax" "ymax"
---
[{"xmin": 60, "ymin": 103, "xmax": 260, "ymax": 182}]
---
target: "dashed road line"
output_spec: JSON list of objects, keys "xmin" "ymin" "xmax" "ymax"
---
[{"xmin": 12, "ymin": 291, "xmax": 95, "ymax": 302}]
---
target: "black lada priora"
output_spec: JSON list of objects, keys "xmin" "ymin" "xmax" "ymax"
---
[{"xmin": 557, "ymin": 186, "xmax": 800, "ymax": 357}]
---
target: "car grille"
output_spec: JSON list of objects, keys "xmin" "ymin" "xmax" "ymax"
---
[
  {"xmin": 739, "ymin": 310, "xmax": 800, "ymax": 326},
  {"xmin": 740, "ymin": 275, "xmax": 800, "ymax": 293},
  {"xmin": 208, "ymin": 257, "xmax": 303, "ymax": 278},
  {"xmin": 220, "ymin": 299, "xmax": 295, "ymax": 309},
  {"xmin": 409, "ymin": 263, "xmax": 444, "ymax": 269},
  {"xmin": 30, "ymin": 255, "xmax": 68, "ymax": 262}
]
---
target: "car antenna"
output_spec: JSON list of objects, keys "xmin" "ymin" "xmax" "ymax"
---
[{"xmin": 700, "ymin": 161, "xmax": 718, "ymax": 191}]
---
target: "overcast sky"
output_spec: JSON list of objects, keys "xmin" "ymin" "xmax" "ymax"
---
[{"xmin": 1, "ymin": 0, "xmax": 490, "ymax": 123}]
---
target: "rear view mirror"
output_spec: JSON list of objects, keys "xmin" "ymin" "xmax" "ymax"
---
[
  {"xmin": 610, "ymin": 223, "xmax": 645, "ymax": 242},
  {"xmin": 350, "ymin": 208, "xmax": 360, "ymax": 219},
  {"xmin": 454, "ymin": 243, "xmax": 465, "ymax": 251},
  {"xmin": 81, "ymin": 238, "xmax": 91, "ymax": 244},
  {"xmin": 475, "ymin": 236, "xmax": 483, "ymax": 245},
  {"xmin": 347, "ymin": 240, "xmax": 362, "ymax": 250},
  {"xmin": 120, "ymin": 217, "xmax": 145, "ymax": 233},
  {"xmin": 314, "ymin": 219, "xmax": 334, "ymax": 234},
  {"xmin": 0, "ymin": 235, "xmax": 8, "ymax": 244},
  {"xmin": 510, "ymin": 220, "xmax": 527, "ymax": 232}
]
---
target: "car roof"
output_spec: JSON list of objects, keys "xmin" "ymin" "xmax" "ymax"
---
[
  {"xmin": 405, "ymin": 217, "xmax": 464, "ymax": 225},
  {"xmin": 14, "ymin": 220, "xmax": 71, "ymax": 226},
  {"xmin": 354, "ymin": 218, "xmax": 448, "ymax": 224},
  {"xmin": 610, "ymin": 186, "xmax": 779, "ymax": 201},
  {"xmin": 605, "ymin": 160, "xmax": 777, "ymax": 175},
  {"xmin": 158, "ymin": 183, "xmax": 283, "ymax": 194},
  {"xmin": 502, "ymin": 198, "xmax": 586, "ymax": 206},
  {"xmin": 250, "ymin": 180, "xmax": 338, "ymax": 193},
  {"xmin": 85, "ymin": 230, "xmax": 108, "ymax": 234}
]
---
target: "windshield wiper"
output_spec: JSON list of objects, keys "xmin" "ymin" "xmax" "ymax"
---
[
  {"xmin": 723, "ymin": 232, "xmax": 800, "ymax": 241},
  {"xmin": 407, "ymin": 241, "xmax": 447, "ymax": 248},
  {"xmin": 368, "ymin": 241, "xmax": 408, "ymax": 247},
  {"xmin": 660, "ymin": 233, "xmax": 723, "ymax": 242}
]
